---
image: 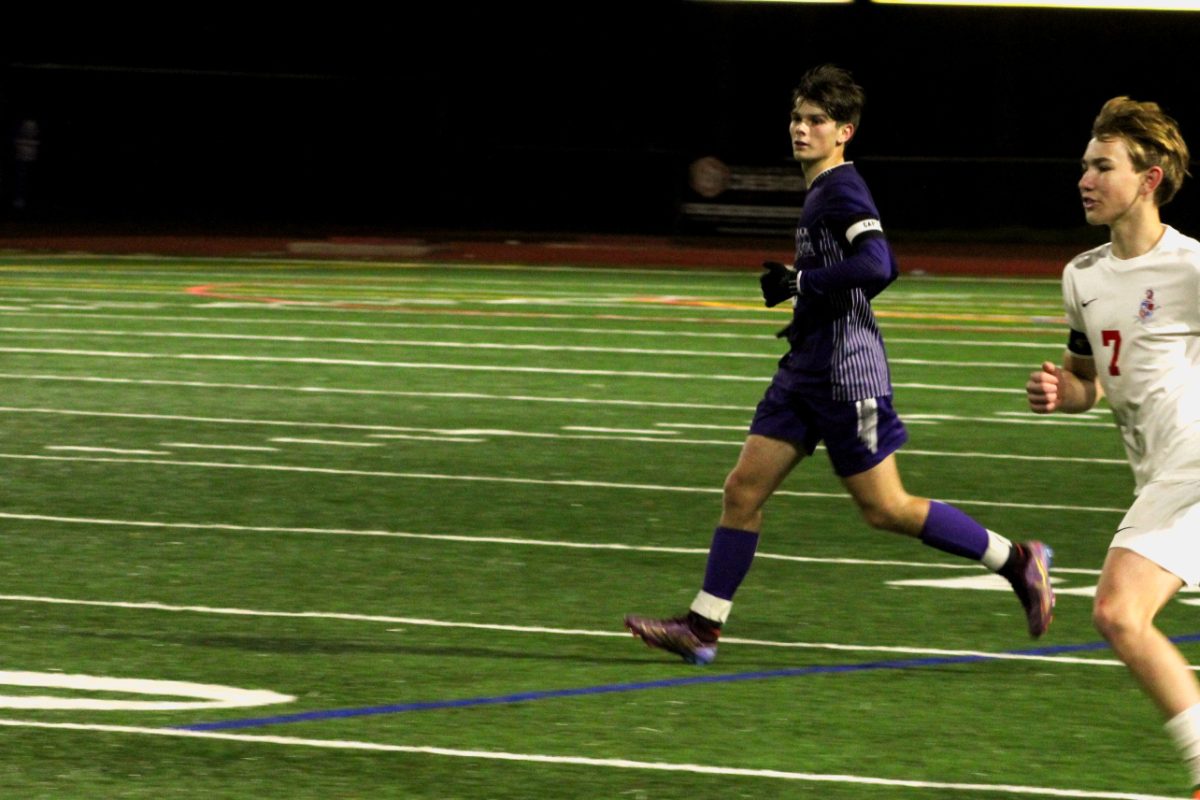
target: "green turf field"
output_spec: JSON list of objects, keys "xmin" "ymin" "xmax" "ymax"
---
[{"xmin": 0, "ymin": 255, "xmax": 1195, "ymax": 799}]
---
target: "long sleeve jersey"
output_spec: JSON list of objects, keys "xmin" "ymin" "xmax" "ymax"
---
[{"xmin": 776, "ymin": 162, "xmax": 899, "ymax": 401}]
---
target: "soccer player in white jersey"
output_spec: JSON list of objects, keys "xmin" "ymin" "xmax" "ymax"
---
[
  {"xmin": 1026, "ymin": 96, "xmax": 1200, "ymax": 797},
  {"xmin": 624, "ymin": 65, "xmax": 1055, "ymax": 667}
]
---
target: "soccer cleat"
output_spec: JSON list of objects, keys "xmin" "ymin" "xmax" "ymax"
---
[
  {"xmin": 624, "ymin": 612, "xmax": 719, "ymax": 665},
  {"xmin": 1002, "ymin": 541, "xmax": 1056, "ymax": 639}
]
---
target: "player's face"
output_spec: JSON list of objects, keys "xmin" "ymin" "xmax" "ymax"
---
[
  {"xmin": 1078, "ymin": 137, "xmax": 1148, "ymax": 227},
  {"xmin": 790, "ymin": 99, "xmax": 853, "ymax": 165}
]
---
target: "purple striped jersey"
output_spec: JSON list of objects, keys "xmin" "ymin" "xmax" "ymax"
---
[{"xmin": 776, "ymin": 162, "xmax": 898, "ymax": 401}]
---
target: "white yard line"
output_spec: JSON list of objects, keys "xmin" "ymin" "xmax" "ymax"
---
[
  {"xmin": 0, "ymin": 322, "xmax": 1068, "ymax": 353},
  {"xmin": 269, "ymin": 438, "xmax": 383, "ymax": 448},
  {"xmin": 0, "ymin": 719, "xmax": 1174, "ymax": 799},
  {"xmin": 0, "ymin": 453, "xmax": 1129, "ymax": 513},
  {"xmin": 44, "ymin": 446, "xmax": 171, "ymax": 456},
  {"xmin": 0, "ymin": 327, "xmax": 1039, "ymax": 367},
  {"xmin": 0, "ymin": 406, "xmax": 1126, "ymax": 464},
  {"xmin": 363, "ymin": 434, "xmax": 486, "ymax": 443},
  {"xmin": 0, "ymin": 311, "xmax": 772, "ymax": 339},
  {"xmin": 0, "ymin": 373, "xmax": 757, "ymax": 410},
  {"xmin": 561, "ymin": 426, "xmax": 678, "ymax": 436},
  {"xmin": 903, "ymin": 413, "xmax": 1111, "ymax": 428},
  {"xmin": 0, "ymin": 347, "xmax": 775, "ymax": 382},
  {"xmin": 0, "ymin": 511, "xmax": 1103, "ymax": 575},
  {"xmin": 0, "ymin": 594, "xmax": 1123, "ymax": 667},
  {"xmin": 0, "ymin": 308, "xmax": 1070, "ymax": 337},
  {"xmin": 0, "ymin": 326, "xmax": 782, "ymax": 358},
  {"xmin": 159, "ymin": 442, "xmax": 281, "ymax": 452}
]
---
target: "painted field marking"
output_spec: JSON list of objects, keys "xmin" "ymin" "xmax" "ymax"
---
[
  {"xmin": 0, "ymin": 295, "xmax": 1059, "ymax": 331},
  {"xmin": 0, "ymin": 311, "xmax": 774, "ymax": 340},
  {"xmin": 0, "ymin": 373, "xmax": 756, "ymax": 410},
  {"xmin": 0, "ymin": 344, "xmax": 1037, "ymax": 375},
  {"xmin": 903, "ymin": 413, "xmax": 1112, "ymax": 429},
  {"xmin": 0, "ymin": 453, "xmax": 1130, "ymax": 514},
  {"xmin": 0, "ymin": 672, "xmax": 292, "ymax": 711},
  {"xmin": 0, "ymin": 347, "xmax": 772, "ymax": 382},
  {"xmin": 178, "ymin": 641, "xmax": 1144, "ymax": 733},
  {"xmin": 160, "ymin": 442, "xmax": 281, "ymax": 452},
  {"xmin": 365, "ymin": 434, "xmax": 486, "ymax": 443},
  {"xmin": 0, "ymin": 719, "xmax": 1178, "ymax": 799},
  {"xmin": 0, "ymin": 325, "xmax": 783, "ymax": 359},
  {"xmin": 0, "ymin": 370, "xmax": 1031, "ymax": 403},
  {"xmin": 0, "ymin": 510, "xmax": 1104, "ymax": 575},
  {"xmin": 0, "ymin": 307, "xmax": 1071, "ymax": 337},
  {"xmin": 269, "ymin": 438, "xmax": 382, "ymax": 448},
  {"xmin": 0, "ymin": 325, "xmax": 1053, "ymax": 369},
  {"xmin": 0, "ymin": 406, "xmax": 1126, "ymax": 465},
  {"xmin": 889, "ymin": 578, "xmax": 1200, "ymax": 602},
  {"xmin": 177, "ymin": 632, "xmax": 1200, "ymax": 735},
  {"xmin": 368, "ymin": 430, "xmax": 741, "ymax": 446},
  {"xmin": 561, "ymin": 426, "xmax": 679, "ymax": 436},
  {"xmin": 0, "ymin": 593, "xmax": 1130, "ymax": 668},
  {"xmin": 44, "ymin": 445, "xmax": 171, "ymax": 456},
  {"xmin": 900, "ymin": 448, "xmax": 1124, "ymax": 465},
  {"xmin": 890, "ymin": 574, "xmax": 1099, "ymax": 598},
  {"xmin": 0, "ymin": 309, "xmax": 1070, "ymax": 345},
  {"xmin": 893, "ymin": 382, "xmax": 1024, "ymax": 395}
]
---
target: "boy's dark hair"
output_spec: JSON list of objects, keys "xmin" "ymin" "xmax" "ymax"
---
[
  {"xmin": 792, "ymin": 64, "xmax": 865, "ymax": 128},
  {"xmin": 1093, "ymin": 96, "xmax": 1190, "ymax": 207}
]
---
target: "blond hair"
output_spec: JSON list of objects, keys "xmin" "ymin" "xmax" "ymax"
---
[{"xmin": 1093, "ymin": 96, "xmax": 1191, "ymax": 206}]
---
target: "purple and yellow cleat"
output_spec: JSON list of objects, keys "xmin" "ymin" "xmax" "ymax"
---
[{"xmin": 624, "ymin": 612, "xmax": 720, "ymax": 665}]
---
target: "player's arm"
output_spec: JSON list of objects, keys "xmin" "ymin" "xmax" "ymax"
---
[
  {"xmin": 1027, "ymin": 331, "xmax": 1102, "ymax": 414},
  {"xmin": 795, "ymin": 214, "xmax": 893, "ymax": 299}
]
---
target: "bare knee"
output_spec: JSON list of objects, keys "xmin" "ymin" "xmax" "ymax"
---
[
  {"xmin": 1093, "ymin": 596, "xmax": 1149, "ymax": 648},
  {"xmin": 858, "ymin": 496, "xmax": 923, "ymax": 535},
  {"xmin": 721, "ymin": 469, "xmax": 768, "ymax": 528}
]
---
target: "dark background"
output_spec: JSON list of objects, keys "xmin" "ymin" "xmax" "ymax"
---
[{"xmin": 2, "ymin": 2, "xmax": 1198, "ymax": 242}]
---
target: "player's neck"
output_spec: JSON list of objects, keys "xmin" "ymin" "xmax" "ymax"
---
[
  {"xmin": 801, "ymin": 154, "xmax": 845, "ymax": 188},
  {"xmin": 1109, "ymin": 208, "xmax": 1166, "ymax": 260}
]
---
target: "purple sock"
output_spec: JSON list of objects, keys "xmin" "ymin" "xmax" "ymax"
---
[
  {"xmin": 701, "ymin": 526, "xmax": 760, "ymax": 600},
  {"xmin": 919, "ymin": 501, "xmax": 988, "ymax": 561}
]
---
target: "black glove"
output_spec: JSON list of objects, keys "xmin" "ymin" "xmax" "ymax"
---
[{"xmin": 759, "ymin": 261, "xmax": 798, "ymax": 308}]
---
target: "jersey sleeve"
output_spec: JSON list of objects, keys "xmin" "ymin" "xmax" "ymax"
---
[
  {"xmin": 1061, "ymin": 264, "xmax": 1093, "ymax": 357},
  {"xmin": 797, "ymin": 211, "xmax": 895, "ymax": 298}
]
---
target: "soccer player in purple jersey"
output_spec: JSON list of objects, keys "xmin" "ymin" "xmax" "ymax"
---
[{"xmin": 625, "ymin": 64, "xmax": 1054, "ymax": 666}]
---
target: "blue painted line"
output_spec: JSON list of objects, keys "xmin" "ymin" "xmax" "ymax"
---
[{"xmin": 174, "ymin": 633, "xmax": 1200, "ymax": 733}]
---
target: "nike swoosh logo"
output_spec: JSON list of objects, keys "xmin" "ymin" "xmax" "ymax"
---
[
  {"xmin": 1082, "ymin": 298, "xmax": 1099, "ymax": 307},
  {"xmin": 1115, "ymin": 526, "xmax": 1135, "ymax": 534}
]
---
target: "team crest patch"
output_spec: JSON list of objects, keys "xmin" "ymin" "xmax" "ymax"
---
[
  {"xmin": 1138, "ymin": 289, "xmax": 1157, "ymax": 322},
  {"xmin": 795, "ymin": 227, "xmax": 816, "ymax": 258}
]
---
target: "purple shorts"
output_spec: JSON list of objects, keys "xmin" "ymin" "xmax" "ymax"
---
[{"xmin": 748, "ymin": 382, "xmax": 909, "ymax": 477}]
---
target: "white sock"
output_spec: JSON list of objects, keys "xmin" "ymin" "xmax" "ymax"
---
[
  {"xmin": 690, "ymin": 590, "xmax": 732, "ymax": 624},
  {"xmin": 1165, "ymin": 702, "xmax": 1200, "ymax": 788},
  {"xmin": 981, "ymin": 529, "xmax": 1014, "ymax": 572}
]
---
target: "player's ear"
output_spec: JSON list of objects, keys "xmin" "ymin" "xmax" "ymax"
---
[
  {"xmin": 837, "ymin": 122, "xmax": 855, "ymax": 146},
  {"xmin": 1143, "ymin": 165, "xmax": 1164, "ymax": 198}
]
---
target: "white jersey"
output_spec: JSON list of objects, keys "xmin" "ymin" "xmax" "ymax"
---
[{"xmin": 1062, "ymin": 225, "xmax": 1200, "ymax": 492}]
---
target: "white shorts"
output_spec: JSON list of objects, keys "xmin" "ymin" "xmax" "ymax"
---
[{"xmin": 1111, "ymin": 479, "xmax": 1200, "ymax": 587}]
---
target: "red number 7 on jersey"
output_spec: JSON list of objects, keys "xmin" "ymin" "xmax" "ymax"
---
[{"xmin": 1102, "ymin": 329, "xmax": 1122, "ymax": 376}]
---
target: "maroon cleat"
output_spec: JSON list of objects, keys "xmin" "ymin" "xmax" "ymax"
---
[{"xmin": 624, "ymin": 612, "xmax": 719, "ymax": 665}]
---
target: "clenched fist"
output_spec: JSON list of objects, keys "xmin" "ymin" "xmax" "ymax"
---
[{"xmin": 1026, "ymin": 360, "xmax": 1061, "ymax": 414}]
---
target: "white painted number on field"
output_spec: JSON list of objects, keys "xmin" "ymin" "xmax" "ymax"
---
[{"xmin": 0, "ymin": 671, "xmax": 294, "ymax": 711}]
